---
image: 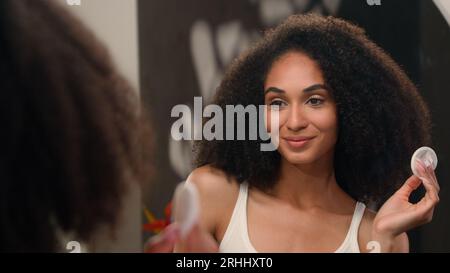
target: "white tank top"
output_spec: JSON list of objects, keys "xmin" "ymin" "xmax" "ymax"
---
[{"xmin": 219, "ymin": 182, "xmax": 366, "ymax": 253}]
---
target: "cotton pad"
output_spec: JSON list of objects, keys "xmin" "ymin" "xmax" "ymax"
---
[
  {"xmin": 172, "ymin": 182, "xmax": 200, "ymax": 239},
  {"xmin": 411, "ymin": 146, "xmax": 438, "ymax": 177}
]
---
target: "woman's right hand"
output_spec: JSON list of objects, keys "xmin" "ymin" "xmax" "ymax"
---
[
  {"xmin": 174, "ymin": 223, "xmax": 219, "ymax": 253},
  {"xmin": 144, "ymin": 222, "xmax": 219, "ymax": 253},
  {"xmin": 144, "ymin": 223, "xmax": 180, "ymax": 253}
]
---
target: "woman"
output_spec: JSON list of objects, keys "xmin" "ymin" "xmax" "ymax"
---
[
  {"xmin": 0, "ymin": 0, "xmax": 152, "ymax": 252},
  {"xmin": 176, "ymin": 14, "xmax": 439, "ymax": 253}
]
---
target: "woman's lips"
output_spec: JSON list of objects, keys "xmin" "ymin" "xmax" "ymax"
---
[{"xmin": 282, "ymin": 136, "xmax": 315, "ymax": 149}]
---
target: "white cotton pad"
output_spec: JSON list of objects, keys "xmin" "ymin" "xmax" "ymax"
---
[
  {"xmin": 411, "ymin": 146, "xmax": 438, "ymax": 177},
  {"xmin": 173, "ymin": 182, "xmax": 200, "ymax": 239}
]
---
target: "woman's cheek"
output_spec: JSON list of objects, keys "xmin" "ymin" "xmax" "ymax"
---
[{"xmin": 312, "ymin": 108, "xmax": 338, "ymax": 138}]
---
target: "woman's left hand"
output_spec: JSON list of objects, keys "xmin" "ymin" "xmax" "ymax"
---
[{"xmin": 372, "ymin": 160, "xmax": 440, "ymax": 250}]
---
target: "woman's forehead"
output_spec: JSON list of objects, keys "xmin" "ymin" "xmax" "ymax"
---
[{"xmin": 264, "ymin": 52, "xmax": 325, "ymax": 90}]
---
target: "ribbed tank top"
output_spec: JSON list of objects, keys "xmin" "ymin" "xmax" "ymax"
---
[{"xmin": 219, "ymin": 182, "xmax": 366, "ymax": 253}]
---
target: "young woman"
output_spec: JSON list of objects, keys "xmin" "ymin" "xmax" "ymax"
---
[{"xmin": 175, "ymin": 14, "xmax": 439, "ymax": 253}]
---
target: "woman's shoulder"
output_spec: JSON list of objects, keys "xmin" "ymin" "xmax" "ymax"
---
[
  {"xmin": 187, "ymin": 165, "xmax": 241, "ymax": 196},
  {"xmin": 186, "ymin": 165, "xmax": 241, "ymax": 234}
]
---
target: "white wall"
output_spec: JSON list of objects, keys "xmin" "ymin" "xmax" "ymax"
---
[{"xmin": 56, "ymin": 0, "xmax": 142, "ymax": 252}]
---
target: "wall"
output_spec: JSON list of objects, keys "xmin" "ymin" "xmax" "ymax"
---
[
  {"xmin": 57, "ymin": 0, "xmax": 142, "ymax": 252},
  {"xmin": 419, "ymin": 0, "xmax": 450, "ymax": 252}
]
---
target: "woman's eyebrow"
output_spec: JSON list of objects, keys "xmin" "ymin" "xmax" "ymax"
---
[
  {"xmin": 264, "ymin": 87, "xmax": 285, "ymax": 94},
  {"xmin": 264, "ymin": 84, "xmax": 330, "ymax": 95},
  {"xmin": 303, "ymin": 84, "xmax": 331, "ymax": 93}
]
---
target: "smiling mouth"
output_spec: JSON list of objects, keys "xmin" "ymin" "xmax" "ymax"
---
[{"xmin": 282, "ymin": 136, "xmax": 315, "ymax": 148}]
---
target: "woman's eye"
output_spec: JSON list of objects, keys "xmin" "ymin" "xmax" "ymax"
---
[
  {"xmin": 306, "ymin": 97, "xmax": 324, "ymax": 106},
  {"xmin": 269, "ymin": 99, "xmax": 286, "ymax": 108}
]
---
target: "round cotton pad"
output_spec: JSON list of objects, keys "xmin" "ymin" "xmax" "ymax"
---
[
  {"xmin": 411, "ymin": 146, "xmax": 438, "ymax": 177},
  {"xmin": 173, "ymin": 182, "xmax": 200, "ymax": 239}
]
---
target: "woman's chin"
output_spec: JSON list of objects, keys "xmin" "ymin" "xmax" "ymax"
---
[{"xmin": 280, "ymin": 152, "xmax": 316, "ymax": 165}]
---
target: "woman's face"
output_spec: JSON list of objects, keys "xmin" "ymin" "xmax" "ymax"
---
[{"xmin": 264, "ymin": 51, "xmax": 338, "ymax": 165}]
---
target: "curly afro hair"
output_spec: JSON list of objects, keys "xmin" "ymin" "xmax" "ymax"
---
[
  {"xmin": 194, "ymin": 14, "xmax": 432, "ymax": 205},
  {"xmin": 0, "ymin": 0, "xmax": 152, "ymax": 252}
]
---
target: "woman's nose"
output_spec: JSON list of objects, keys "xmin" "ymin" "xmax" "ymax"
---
[{"xmin": 286, "ymin": 105, "xmax": 308, "ymax": 132}]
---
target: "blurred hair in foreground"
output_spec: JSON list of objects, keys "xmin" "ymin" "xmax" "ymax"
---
[{"xmin": 0, "ymin": 0, "xmax": 152, "ymax": 252}]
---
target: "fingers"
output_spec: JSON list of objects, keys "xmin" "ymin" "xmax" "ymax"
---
[
  {"xmin": 416, "ymin": 160, "xmax": 440, "ymax": 192},
  {"xmin": 416, "ymin": 161, "xmax": 440, "ymax": 202},
  {"xmin": 145, "ymin": 222, "xmax": 219, "ymax": 253},
  {"xmin": 183, "ymin": 223, "xmax": 219, "ymax": 253},
  {"xmin": 421, "ymin": 178, "xmax": 439, "ymax": 206},
  {"xmin": 144, "ymin": 224, "xmax": 180, "ymax": 253},
  {"xmin": 430, "ymin": 166, "xmax": 438, "ymax": 184},
  {"xmin": 425, "ymin": 163, "xmax": 440, "ymax": 192},
  {"xmin": 414, "ymin": 162, "xmax": 439, "ymax": 221},
  {"xmin": 396, "ymin": 175, "xmax": 421, "ymax": 199}
]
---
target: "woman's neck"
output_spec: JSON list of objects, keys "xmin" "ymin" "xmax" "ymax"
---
[{"xmin": 267, "ymin": 152, "xmax": 353, "ymax": 212}]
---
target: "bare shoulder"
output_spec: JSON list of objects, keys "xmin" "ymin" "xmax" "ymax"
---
[
  {"xmin": 187, "ymin": 165, "xmax": 239, "ymax": 195},
  {"xmin": 186, "ymin": 165, "xmax": 240, "ymax": 234},
  {"xmin": 187, "ymin": 165, "xmax": 241, "ymax": 208},
  {"xmin": 358, "ymin": 207, "xmax": 409, "ymax": 253}
]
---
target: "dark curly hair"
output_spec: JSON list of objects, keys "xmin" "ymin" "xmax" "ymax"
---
[
  {"xmin": 0, "ymin": 0, "xmax": 151, "ymax": 252},
  {"xmin": 194, "ymin": 14, "xmax": 431, "ymax": 205}
]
